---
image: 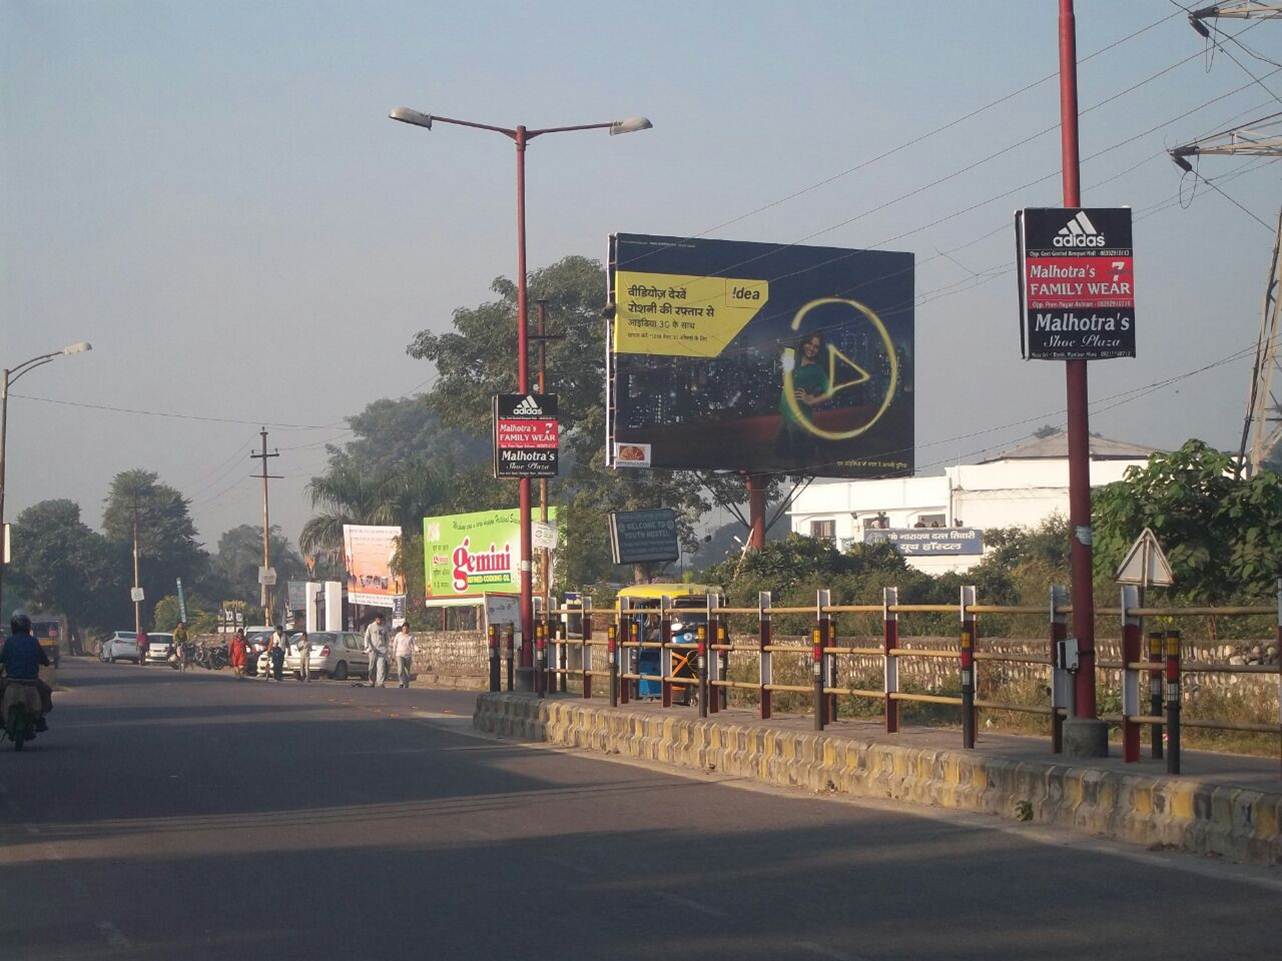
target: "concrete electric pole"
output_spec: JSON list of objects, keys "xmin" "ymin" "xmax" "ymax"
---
[{"xmin": 251, "ymin": 429, "xmax": 281, "ymax": 626}]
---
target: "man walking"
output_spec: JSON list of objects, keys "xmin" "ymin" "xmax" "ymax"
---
[
  {"xmin": 268, "ymin": 625, "xmax": 287, "ymax": 682},
  {"xmin": 296, "ymin": 630, "xmax": 312, "ymax": 683},
  {"xmin": 363, "ymin": 613, "xmax": 389, "ymax": 688},
  {"xmin": 393, "ymin": 623, "xmax": 415, "ymax": 689}
]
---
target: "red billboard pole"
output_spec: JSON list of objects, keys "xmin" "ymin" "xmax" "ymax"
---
[
  {"xmin": 746, "ymin": 474, "xmax": 767, "ymax": 549},
  {"xmin": 1058, "ymin": 0, "xmax": 1106, "ymax": 755}
]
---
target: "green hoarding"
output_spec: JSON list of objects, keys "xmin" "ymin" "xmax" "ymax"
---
[{"xmin": 423, "ymin": 508, "xmax": 557, "ymax": 603}]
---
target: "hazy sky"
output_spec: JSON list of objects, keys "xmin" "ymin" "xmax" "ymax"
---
[{"xmin": 3, "ymin": 1, "xmax": 1278, "ymax": 550}]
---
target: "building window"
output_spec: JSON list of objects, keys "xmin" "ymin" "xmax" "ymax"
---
[
  {"xmin": 809, "ymin": 519, "xmax": 836, "ymax": 542},
  {"xmin": 862, "ymin": 514, "xmax": 889, "ymax": 531},
  {"xmin": 914, "ymin": 513, "xmax": 946, "ymax": 529}
]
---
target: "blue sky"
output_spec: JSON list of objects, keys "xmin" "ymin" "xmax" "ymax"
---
[{"xmin": 3, "ymin": 0, "xmax": 1278, "ymax": 545}]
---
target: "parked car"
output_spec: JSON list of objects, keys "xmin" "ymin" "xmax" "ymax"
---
[
  {"xmin": 100, "ymin": 631, "xmax": 139, "ymax": 663},
  {"xmin": 243, "ymin": 629, "xmax": 275, "ymax": 676},
  {"xmin": 143, "ymin": 633, "xmax": 176, "ymax": 665},
  {"xmin": 286, "ymin": 631, "xmax": 368, "ymax": 680}
]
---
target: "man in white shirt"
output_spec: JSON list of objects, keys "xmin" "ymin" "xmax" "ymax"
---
[
  {"xmin": 363, "ymin": 613, "xmax": 389, "ymax": 688},
  {"xmin": 393, "ymin": 624, "xmax": 416, "ymax": 689}
]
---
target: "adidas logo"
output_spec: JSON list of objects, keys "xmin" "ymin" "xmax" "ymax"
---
[
  {"xmin": 1053, "ymin": 211, "xmax": 1105, "ymax": 247},
  {"xmin": 511, "ymin": 395, "xmax": 544, "ymax": 416}
]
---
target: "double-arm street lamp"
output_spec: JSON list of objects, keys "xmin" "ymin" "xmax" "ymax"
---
[
  {"xmin": 389, "ymin": 106, "xmax": 652, "ymax": 687},
  {"xmin": 0, "ymin": 341, "xmax": 93, "ymax": 617}
]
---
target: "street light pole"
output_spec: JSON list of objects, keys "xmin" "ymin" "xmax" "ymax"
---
[
  {"xmin": 0, "ymin": 342, "xmax": 92, "ymax": 621},
  {"xmin": 389, "ymin": 106, "xmax": 651, "ymax": 688}
]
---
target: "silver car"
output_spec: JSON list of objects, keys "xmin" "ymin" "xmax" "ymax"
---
[
  {"xmin": 271, "ymin": 632, "xmax": 369, "ymax": 680},
  {"xmin": 100, "ymin": 631, "xmax": 139, "ymax": 663}
]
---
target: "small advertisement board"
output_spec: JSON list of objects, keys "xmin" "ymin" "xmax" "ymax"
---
[
  {"xmin": 1016, "ymin": 207, "xmax": 1135, "ymax": 360},
  {"xmin": 609, "ymin": 508, "xmax": 680, "ymax": 565},
  {"xmin": 865, "ymin": 527, "xmax": 984, "ymax": 556},
  {"xmin": 423, "ymin": 508, "xmax": 557, "ymax": 602},
  {"xmin": 493, "ymin": 393, "xmax": 558, "ymax": 478},
  {"xmin": 342, "ymin": 524, "xmax": 406, "ymax": 608}
]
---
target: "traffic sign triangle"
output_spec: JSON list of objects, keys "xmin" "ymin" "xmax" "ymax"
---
[{"xmin": 1114, "ymin": 527, "xmax": 1175, "ymax": 587}]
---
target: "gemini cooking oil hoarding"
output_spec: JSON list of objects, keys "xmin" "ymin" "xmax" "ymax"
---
[
  {"xmin": 423, "ymin": 508, "xmax": 557, "ymax": 603},
  {"xmin": 607, "ymin": 233, "xmax": 914, "ymax": 477}
]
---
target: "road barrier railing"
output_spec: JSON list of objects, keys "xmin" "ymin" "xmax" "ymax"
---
[{"xmin": 534, "ymin": 579, "xmax": 1282, "ymax": 771}]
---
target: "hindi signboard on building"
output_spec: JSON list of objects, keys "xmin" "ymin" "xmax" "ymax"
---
[
  {"xmin": 607, "ymin": 233, "xmax": 914, "ymax": 478},
  {"xmin": 1016, "ymin": 207, "xmax": 1135, "ymax": 360},
  {"xmin": 493, "ymin": 393, "xmax": 558, "ymax": 478},
  {"xmin": 865, "ymin": 527, "xmax": 984, "ymax": 556},
  {"xmin": 423, "ymin": 508, "xmax": 557, "ymax": 603},
  {"xmin": 608, "ymin": 508, "xmax": 680, "ymax": 565},
  {"xmin": 342, "ymin": 524, "xmax": 406, "ymax": 608}
]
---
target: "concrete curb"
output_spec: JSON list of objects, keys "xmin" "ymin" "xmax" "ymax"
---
[{"xmin": 474, "ymin": 693, "xmax": 1282, "ymax": 866}]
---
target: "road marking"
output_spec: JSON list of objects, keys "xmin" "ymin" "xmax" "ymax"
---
[
  {"xmin": 654, "ymin": 890, "xmax": 727, "ymax": 919},
  {"xmin": 24, "ymin": 824, "xmax": 39, "ymax": 836},
  {"xmin": 797, "ymin": 940, "xmax": 865, "ymax": 961},
  {"xmin": 96, "ymin": 921, "xmax": 131, "ymax": 949}
]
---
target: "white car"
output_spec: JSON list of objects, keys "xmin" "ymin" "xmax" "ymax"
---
[
  {"xmin": 100, "ymin": 631, "xmax": 139, "ymax": 663},
  {"xmin": 143, "ymin": 633, "xmax": 176, "ymax": 664},
  {"xmin": 256, "ymin": 632, "xmax": 370, "ymax": 680}
]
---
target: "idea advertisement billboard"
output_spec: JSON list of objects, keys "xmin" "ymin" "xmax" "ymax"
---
[
  {"xmin": 342, "ymin": 525, "xmax": 407, "ymax": 608},
  {"xmin": 607, "ymin": 233, "xmax": 914, "ymax": 477},
  {"xmin": 423, "ymin": 508, "xmax": 557, "ymax": 603}
]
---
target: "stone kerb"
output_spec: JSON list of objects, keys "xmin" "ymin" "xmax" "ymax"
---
[{"xmin": 473, "ymin": 693, "xmax": 1282, "ymax": 866}]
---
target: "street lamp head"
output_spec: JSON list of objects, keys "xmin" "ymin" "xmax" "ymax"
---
[
  {"xmin": 62, "ymin": 341, "xmax": 92, "ymax": 355},
  {"xmin": 388, "ymin": 107, "xmax": 433, "ymax": 130},
  {"xmin": 609, "ymin": 116, "xmax": 653, "ymax": 136}
]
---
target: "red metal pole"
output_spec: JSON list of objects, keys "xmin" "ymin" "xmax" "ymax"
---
[
  {"xmin": 1059, "ymin": 0, "xmax": 1097, "ymax": 720},
  {"xmin": 515, "ymin": 126, "xmax": 535, "ymax": 680}
]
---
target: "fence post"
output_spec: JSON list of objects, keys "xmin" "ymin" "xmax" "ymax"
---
[
  {"xmin": 488, "ymin": 624, "xmax": 500, "ymax": 693},
  {"xmin": 1148, "ymin": 631, "xmax": 1164, "ymax": 759},
  {"xmin": 622, "ymin": 617, "xmax": 637, "ymax": 705},
  {"xmin": 960, "ymin": 586, "xmax": 976, "ymax": 749},
  {"xmin": 581, "ymin": 600, "xmax": 592, "ymax": 700},
  {"xmin": 717, "ymin": 618, "xmax": 730, "ymax": 712},
  {"xmin": 883, "ymin": 587, "xmax": 899, "ymax": 733},
  {"xmin": 608, "ymin": 624, "xmax": 619, "ymax": 708},
  {"xmin": 503, "ymin": 624, "xmax": 515, "ymax": 693},
  {"xmin": 812, "ymin": 621, "xmax": 825, "ymax": 732},
  {"xmin": 697, "ymin": 624, "xmax": 708, "ymax": 719},
  {"xmin": 707, "ymin": 593, "xmax": 722, "ymax": 714},
  {"xmin": 1165, "ymin": 630, "xmax": 1181, "ymax": 775},
  {"xmin": 1120, "ymin": 585, "xmax": 1141, "ymax": 763},
  {"xmin": 1050, "ymin": 585, "xmax": 1068, "ymax": 753},
  {"xmin": 534, "ymin": 620, "xmax": 545, "ymax": 698},
  {"xmin": 554, "ymin": 620, "xmax": 565, "ymax": 694},
  {"xmin": 816, "ymin": 590, "xmax": 831, "ymax": 726},
  {"xmin": 660, "ymin": 595, "xmax": 673, "ymax": 709},
  {"xmin": 759, "ymin": 591, "xmax": 772, "ymax": 720}
]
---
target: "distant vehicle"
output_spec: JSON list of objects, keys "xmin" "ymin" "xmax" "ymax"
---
[
  {"xmin": 285, "ymin": 631, "xmax": 369, "ymax": 680},
  {"xmin": 615, "ymin": 583, "xmax": 726, "ymax": 702},
  {"xmin": 28, "ymin": 613, "xmax": 71, "ymax": 666},
  {"xmin": 243, "ymin": 629, "xmax": 275, "ymax": 676},
  {"xmin": 143, "ymin": 633, "xmax": 176, "ymax": 665},
  {"xmin": 100, "ymin": 631, "xmax": 140, "ymax": 663}
]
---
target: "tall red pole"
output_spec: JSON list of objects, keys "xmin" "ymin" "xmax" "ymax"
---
[
  {"xmin": 1059, "ymin": 0, "xmax": 1100, "ymax": 727},
  {"xmin": 515, "ymin": 125, "xmax": 535, "ymax": 679},
  {"xmin": 746, "ymin": 474, "xmax": 767, "ymax": 549}
]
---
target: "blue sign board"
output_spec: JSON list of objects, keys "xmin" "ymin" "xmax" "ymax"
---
[{"xmin": 865, "ymin": 528, "xmax": 983, "ymax": 556}]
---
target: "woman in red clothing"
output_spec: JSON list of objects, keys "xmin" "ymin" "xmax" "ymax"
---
[{"xmin": 229, "ymin": 630, "xmax": 247, "ymax": 678}]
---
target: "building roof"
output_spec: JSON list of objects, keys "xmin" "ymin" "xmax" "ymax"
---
[{"xmin": 980, "ymin": 431, "xmax": 1159, "ymax": 463}]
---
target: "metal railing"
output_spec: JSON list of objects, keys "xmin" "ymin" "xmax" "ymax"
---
[{"xmin": 497, "ymin": 581, "xmax": 1282, "ymax": 773}]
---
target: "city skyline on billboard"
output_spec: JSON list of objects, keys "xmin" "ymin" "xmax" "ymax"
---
[{"xmin": 607, "ymin": 233, "xmax": 914, "ymax": 477}]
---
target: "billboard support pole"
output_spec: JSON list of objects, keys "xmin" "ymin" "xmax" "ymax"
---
[
  {"xmin": 513, "ymin": 125, "xmax": 536, "ymax": 692},
  {"xmin": 746, "ymin": 473, "xmax": 767, "ymax": 549},
  {"xmin": 1058, "ymin": 0, "xmax": 1106, "ymax": 756}
]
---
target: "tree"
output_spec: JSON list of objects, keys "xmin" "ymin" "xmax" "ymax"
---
[
  {"xmin": 102, "ymin": 470, "xmax": 209, "ymax": 613},
  {"xmin": 407, "ymin": 255, "xmax": 762, "ymax": 584},
  {"xmin": 1093, "ymin": 439, "xmax": 1282, "ymax": 602},
  {"xmin": 212, "ymin": 525, "xmax": 306, "ymax": 607},
  {"xmin": 8, "ymin": 499, "xmax": 130, "ymax": 634}
]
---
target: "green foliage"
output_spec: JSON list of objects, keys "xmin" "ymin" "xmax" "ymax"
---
[
  {"xmin": 1093, "ymin": 440, "xmax": 1282, "ymax": 602},
  {"xmin": 152, "ymin": 593, "xmax": 216, "ymax": 634},
  {"xmin": 212, "ymin": 525, "xmax": 306, "ymax": 607}
]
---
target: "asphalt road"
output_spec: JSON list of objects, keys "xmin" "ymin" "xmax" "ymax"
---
[{"xmin": 0, "ymin": 658, "xmax": 1275, "ymax": 961}]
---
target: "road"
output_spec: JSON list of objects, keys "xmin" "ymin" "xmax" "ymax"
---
[{"xmin": 0, "ymin": 658, "xmax": 1275, "ymax": 961}]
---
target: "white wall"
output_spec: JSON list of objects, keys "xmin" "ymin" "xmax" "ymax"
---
[{"xmin": 789, "ymin": 456, "xmax": 1147, "ymax": 574}]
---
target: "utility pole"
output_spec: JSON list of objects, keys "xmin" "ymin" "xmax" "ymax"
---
[
  {"xmin": 532, "ymin": 300, "xmax": 565, "ymax": 615},
  {"xmin": 251, "ymin": 428, "xmax": 281, "ymax": 626},
  {"xmin": 132, "ymin": 504, "xmax": 142, "ymax": 637},
  {"xmin": 1058, "ymin": 0, "xmax": 1107, "ymax": 756}
]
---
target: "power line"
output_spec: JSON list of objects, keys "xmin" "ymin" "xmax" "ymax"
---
[{"xmin": 7, "ymin": 392, "xmax": 350, "ymax": 431}]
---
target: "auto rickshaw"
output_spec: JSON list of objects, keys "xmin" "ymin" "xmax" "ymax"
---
[{"xmin": 615, "ymin": 584, "xmax": 725, "ymax": 702}]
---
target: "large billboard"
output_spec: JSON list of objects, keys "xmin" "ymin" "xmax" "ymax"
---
[
  {"xmin": 423, "ymin": 508, "xmax": 557, "ymax": 604},
  {"xmin": 607, "ymin": 233, "xmax": 914, "ymax": 477},
  {"xmin": 342, "ymin": 525, "xmax": 407, "ymax": 608}
]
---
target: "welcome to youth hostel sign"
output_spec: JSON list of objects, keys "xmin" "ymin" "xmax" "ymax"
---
[
  {"xmin": 608, "ymin": 508, "xmax": 680, "ymax": 565},
  {"xmin": 1016, "ymin": 207, "xmax": 1135, "ymax": 360},
  {"xmin": 865, "ymin": 527, "xmax": 983, "ymax": 556},
  {"xmin": 493, "ymin": 393, "xmax": 558, "ymax": 478}
]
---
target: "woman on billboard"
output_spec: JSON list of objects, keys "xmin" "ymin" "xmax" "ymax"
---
[{"xmin": 775, "ymin": 332, "xmax": 829, "ymax": 463}]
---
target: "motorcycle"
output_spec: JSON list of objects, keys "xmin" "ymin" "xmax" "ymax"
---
[{"xmin": 1, "ymin": 680, "xmax": 44, "ymax": 751}]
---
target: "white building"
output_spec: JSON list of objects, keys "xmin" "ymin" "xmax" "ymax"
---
[{"xmin": 788, "ymin": 432, "xmax": 1158, "ymax": 573}]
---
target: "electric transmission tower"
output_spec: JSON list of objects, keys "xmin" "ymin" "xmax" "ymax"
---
[{"xmin": 1168, "ymin": 6, "xmax": 1282, "ymax": 477}]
